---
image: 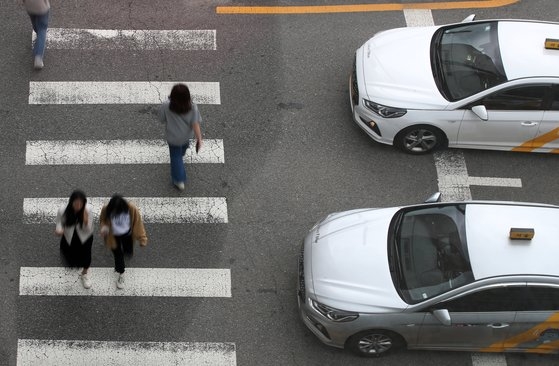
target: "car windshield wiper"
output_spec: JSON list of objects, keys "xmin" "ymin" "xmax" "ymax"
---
[{"xmin": 389, "ymin": 213, "xmax": 406, "ymax": 290}]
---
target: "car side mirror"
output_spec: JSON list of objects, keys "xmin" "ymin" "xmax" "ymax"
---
[
  {"xmin": 424, "ymin": 192, "xmax": 441, "ymax": 203},
  {"xmin": 471, "ymin": 105, "xmax": 488, "ymax": 121},
  {"xmin": 462, "ymin": 14, "xmax": 476, "ymax": 23},
  {"xmin": 432, "ymin": 309, "xmax": 452, "ymax": 326}
]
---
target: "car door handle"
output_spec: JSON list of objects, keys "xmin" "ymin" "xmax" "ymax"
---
[
  {"xmin": 521, "ymin": 121, "xmax": 538, "ymax": 126},
  {"xmin": 487, "ymin": 323, "xmax": 510, "ymax": 329}
]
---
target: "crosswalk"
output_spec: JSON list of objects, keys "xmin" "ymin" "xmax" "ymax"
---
[{"xmin": 19, "ymin": 27, "xmax": 234, "ymax": 365}]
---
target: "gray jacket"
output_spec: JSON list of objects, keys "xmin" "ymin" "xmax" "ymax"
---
[
  {"xmin": 158, "ymin": 100, "xmax": 202, "ymax": 146},
  {"xmin": 23, "ymin": 0, "xmax": 50, "ymax": 15}
]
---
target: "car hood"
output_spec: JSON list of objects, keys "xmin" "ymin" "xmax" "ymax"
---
[
  {"xmin": 359, "ymin": 26, "xmax": 449, "ymax": 109},
  {"xmin": 310, "ymin": 207, "xmax": 408, "ymax": 313}
]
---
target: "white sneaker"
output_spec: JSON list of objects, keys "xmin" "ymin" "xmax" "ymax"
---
[
  {"xmin": 174, "ymin": 181, "xmax": 185, "ymax": 190},
  {"xmin": 34, "ymin": 55, "xmax": 44, "ymax": 69},
  {"xmin": 116, "ymin": 273, "xmax": 125, "ymax": 289},
  {"xmin": 81, "ymin": 273, "xmax": 92, "ymax": 289}
]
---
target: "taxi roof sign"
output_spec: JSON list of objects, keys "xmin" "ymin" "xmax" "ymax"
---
[
  {"xmin": 510, "ymin": 227, "xmax": 535, "ymax": 240},
  {"xmin": 545, "ymin": 38, "xmax": 559, "ymax": 50}
]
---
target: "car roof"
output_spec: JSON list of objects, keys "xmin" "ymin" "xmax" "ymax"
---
[
  {"xmin": 497, "ymin": 20, "xmax": 559, "ymax": 80},
  {"xmin": 465, "ymin": 202, "xmax": 559, "ymax": 280}
]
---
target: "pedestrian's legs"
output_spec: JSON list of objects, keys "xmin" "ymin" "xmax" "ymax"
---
[
  {"xmin": 112, "ymin": 236, "xmax": 125, "ymax": 274},
  {"xmin": 29, "ymin": 11, "xmax": 49, "ymax": 69},
  {"xmin": 79, "ymin": 236, "xmax": 93, "ymax": 273},
  {"xmin": 33, "ymin": 12, "xmax": 49, "ymax": 57},
  {"xmin": 29, "ymin": 14, "xmax": 39, "ymax": 33},
  {"xmin": 168, "ymin": 144, "xmax": 187, "ymax": 185},
  {"xmin": 122, "ymin": 233, "xmax": 134, "ymax": 258}
]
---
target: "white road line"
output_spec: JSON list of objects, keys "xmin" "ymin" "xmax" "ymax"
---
[
  {"xmin": 26, "ymin": 139, "xmax": 224, "ymax": 165},
  {"xmin": 23, "ymin": 197, "xmax": 228, "ymax": 224},
  {"xmin": 434, "ymin": 151, "xmax": 522, "ymax": 201},
  {"xmin": 403, "ymin": 9, "xmax": 434, "ymax": 27},
  {"xmin": 17, "ymin": 339, "xmax": 236, "ymax": 366},
  {"xmin": 34, "ymin": 28, "xmax": 216, "ymax": 50},
  {"xmin": 19, "ymin": 267, "xmax": 231, "ymax": 297},
  {"xmin": 471, "ymin": 353, "xmax": 508, "ymax": 366},
  {"xmin": 465, "ymin": 176, "xmax": 522, "ymax": 188},
  {"xmin": 29, "ymin": 81, "xmax": 221, "ymax": 105}
]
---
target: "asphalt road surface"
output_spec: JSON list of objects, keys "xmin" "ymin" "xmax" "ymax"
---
[{"xmin": 2, "ymin": 0, "xmax": 559, "ymax": 365}]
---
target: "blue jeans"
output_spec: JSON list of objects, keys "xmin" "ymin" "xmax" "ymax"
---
[
  {"xmin": 29, "ymin": 11, "xmax": 49, "ymax": 57},
  {"xmin": 169, "ymin": 143, "xmax": 189, "ymax": 184}
]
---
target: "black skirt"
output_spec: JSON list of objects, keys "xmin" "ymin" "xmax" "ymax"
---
[{"xmin": 60, "ymin": 229, "xmax": 93, "ymax": 268}]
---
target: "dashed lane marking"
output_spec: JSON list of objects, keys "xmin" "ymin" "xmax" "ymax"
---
[{"xmin": 26, "ymin": 139, "xmax": 224, "ymax": 165}]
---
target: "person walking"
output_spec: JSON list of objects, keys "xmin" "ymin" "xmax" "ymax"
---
[
  {"xmin": 23, "ymin": 0, "xmax": 50, "ymax": 69},
  {"xmin": 158, "ymin": 83, "xmax": 203, "ymax": 190},
  {"xmin": 55, "ymin": 190, "xmax": 94, "ymax": 289},
  {"xmin": 99, "ymin": 195, "xmax": 148, "ymax": 289}
]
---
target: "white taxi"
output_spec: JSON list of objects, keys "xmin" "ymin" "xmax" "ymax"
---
[
  {"xmin": 350, "ymin": 17, "xmax": 559, "ymax": 154},
  {"xmin": 298, "ymin": 195, "xmax": 559, "ymax": 356}
]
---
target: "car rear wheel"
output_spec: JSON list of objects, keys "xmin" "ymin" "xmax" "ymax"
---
[
  {"xmin": 395, "ymin": 125, "xmax": 445, "ymax": 154},
  {"xmin": 346, "ymin": 330, "xmax": 405, "ymax": 357}
]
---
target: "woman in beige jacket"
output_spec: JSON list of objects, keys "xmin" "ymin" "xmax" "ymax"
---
[{"xmin": 99, "ymin": 195, "xmax": 148, "ymax": 289}]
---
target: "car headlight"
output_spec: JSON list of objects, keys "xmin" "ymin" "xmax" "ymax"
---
[
  {"xmin": 363, "ymin": 99, "xmax": 407, "ymax": 118},
  {"xmin": 310, "ymin": 299, "xmax": 359, "ymax": 322}
]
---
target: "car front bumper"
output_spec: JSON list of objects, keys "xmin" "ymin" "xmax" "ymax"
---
[{"xmin": 349, "ymin": 56, "xmax": 395, "ymax": 147}]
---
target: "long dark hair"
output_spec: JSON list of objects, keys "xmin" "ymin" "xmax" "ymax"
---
[
  {"xmin": 169, "ymin": 83, "xmax": 192, "ymax": 114},
  {"xmin": 63, "ymin": 190, "xmax": 87, "ymax": 227},
  {"xmin": 106, "ymin": 194, "xmax": 129, "ymax": 218}
]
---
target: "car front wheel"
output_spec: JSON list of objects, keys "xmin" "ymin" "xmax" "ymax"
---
[
  {"xmin": 395, "ymin": 125, "xmax": 445, "ymax": 154},
  {"xmin": 346, "ymin": 330, "xmax": 405, "ymax": 357}
]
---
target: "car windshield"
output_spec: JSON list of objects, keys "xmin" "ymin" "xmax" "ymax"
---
[
  {"xmin": 432, "ymin": 21, "xmax": 508, "ymax": 101},
  {"xmin": 388, "ymin": 204, "xmax": 474, "ymax": 304}
]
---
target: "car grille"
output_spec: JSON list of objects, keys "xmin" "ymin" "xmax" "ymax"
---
[
  {"xmin": 350, "ymin": 56, "xmax": 359, "ymax": 106},
  {"xmin": 298, "ymin": 243, "xmax": 306, "ymax": 303}
]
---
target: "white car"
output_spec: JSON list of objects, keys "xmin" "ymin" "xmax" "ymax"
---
[
  {"xmin": 298, "ymin": 194, "xmax": 559, "ymax": 356},
  {"xmin": 350, "ymin": 17, "xmax": 559, "ymax": 154}
]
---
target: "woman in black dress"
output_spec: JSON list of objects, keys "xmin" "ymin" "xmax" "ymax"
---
[{"xmin": 55, "ymin": 190, "xmax": 94, "ymax": 289}]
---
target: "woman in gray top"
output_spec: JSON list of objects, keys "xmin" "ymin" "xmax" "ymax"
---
[{"xmin": 158, "ymin": 84, "xmax": 203, "ymax": 190}]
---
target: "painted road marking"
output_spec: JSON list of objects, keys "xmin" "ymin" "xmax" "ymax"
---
[
  {"xmin": 17, "ymin": 339, "xmax": 236, "ymax": 366},
  {"xmin": 403, "ymin": 9, "xmax": 434, "ymax": 27},
  {"xmin": 26, "ymin": 139, "xmax": 224, "ymax": 165},
  {"xmin": 34, "ymin": 29, "xmax": 216, "ymax": 50},
  {"xmin": 23, "ymin": 197, "xmax": 228, "ymax": 224},
  {"xmin": 434, "ymin": 151, "xmax": 522, "ymax": 201},
  {"xmin": 471, "ymin": 353, "xmax": 508, "ymax": 366},
  {"xmin": 19, "ymin": 267, "xmax": 231, "ymax": 297},
  {"xmin": 29, "ymin": 81, "xmax": 220, "ymax": 105},
  {"xmin": 216, "ymin": 0, "xmax": 519, "ymax": 14}
]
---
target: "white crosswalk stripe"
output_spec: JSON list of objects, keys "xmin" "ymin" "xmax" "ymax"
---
[
  {"xmin": 20, "ymin": 267, "xmax": 231, "ymax": 297},
  {"xmin": 17, "ymin": 339, "xmax": 236, "ymax": 366},
  {"xmin": 34, "ymin": 28, "xmax": 217, "ymax": 50},
  {"xmin": 29, "ymin": 81, "xmax": 221, "ymax": 105},
  {"xmin": 26, "ymin": 139, "xmax": 225, "ymax": 165},
  {"xmin": 23, "ymin": 197, "xmax": 228, "ymax": 224}
]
